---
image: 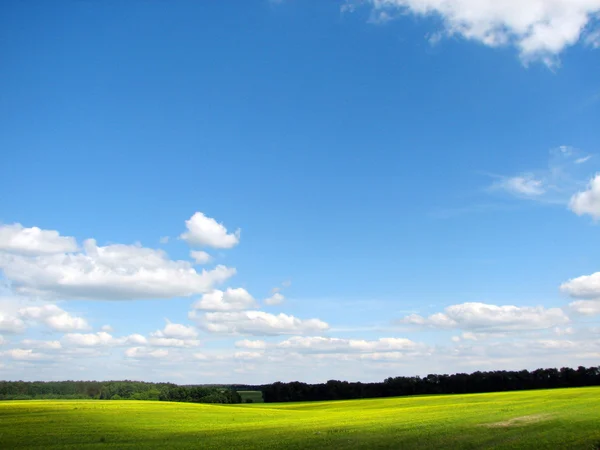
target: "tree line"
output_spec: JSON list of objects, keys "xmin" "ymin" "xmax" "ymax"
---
[
  {"xmin": 257, "ymin": 366, "xmax": 600, "ymax": 402},
  {"xmin": 2, "ymin": 365, "xmax": 598, "ymax": 404},
  {"xmin": 0, "ymin": 380, "xmax": 241, "ymax": 404}
]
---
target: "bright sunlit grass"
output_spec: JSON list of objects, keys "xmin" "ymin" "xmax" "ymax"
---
[{"xmin": 1, "ymin": 387, "xmax": 599, "ymax": 449}]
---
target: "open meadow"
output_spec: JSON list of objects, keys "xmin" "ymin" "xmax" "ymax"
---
[{"xmin": 1, "ymin": 387, "xmax": 599, "ymax": 449}]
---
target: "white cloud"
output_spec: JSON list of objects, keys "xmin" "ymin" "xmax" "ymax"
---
[
  {"xmin": 264, "ymin": 292, "xmax": 285, "ymax": 305},
  {"xmin": 61, "ymin": 325, "xmax": 200, "ymax": 350},
  {"xmin": 191, "ymin": 310, "xmax": 329, "ymax": 336},
  {"xmin": 0, "ymin": 335, "xmax": 5, "ymax": 345},
  {"xmin": 19, "ymin": 305, "xmax": 89, "ymax": 332},
  {"xmin": 20, "ymin": 339, "xmax": 62, "ymax": 350},
  {"xmin": 450, "ymin": 331, "xmax": 508, "ymax": 342},
  {"xmin": 554, "ymin": 326, "xmax": 575, "ymax": 336},
  {"xmin": 148, "ymin": 320, "xmax": 200, "ymax": 347},
  {"xmin": 125, "ymin": 347, "xmax": 169, "ymax": 359},
  {"xmin": 147, "ymin": 337, "xmax": 201, "ymax": 348},
  {"xmin": 569, "ymin": 174, "xmax": 600, "ymax": 219},
  {"xmin": 569, "ymin": 300, "xmax": 600, "ymax": 315},
  {"xmin": 235, "ymin": 339, "xmax": 267, "ymax": 349},
  {"xmin": 192, "ymin": 288, "xmax": 257, "ymax": 311},
  {"xmin": 180, "ymin": 212, "xmax": 240, "ymax": 249},
  {"xmin": 234, "ymin": 351, "xmax": 264, "ymax": 360},
  {"xmin": 561, "ymin": 271, "xmax": 600, "ymax": 299},
  {"xmin": 3, "ymin": 327, "xmax": 599, "ymax": 383},
  {"xmin": 100, "ymin": 325, "xmax": 113, "ymax": 332},
  {"xmin": 356, "ymin": 0, "xmax": 600, "ymax": 65},
  {"xmin": 61, "ymin": 331, "xmax": 147, "ymax": 347},
  {"xmin": 190, "ymin": 250, "xmax": 212, "ymax": 265},
  {"xmin": 152, "ymin": 320, "xmax": 198, "ymax": 339},
  {"xmin": 0, "ymin": 223, "xmax": 78, "ymax": 256},
  {"xmin": 460, "ymin": 332, "xmax": 479, "ymax": 341},
  {"xmin": 159, "ymin": 236, "xmax": 170, "ymax": 244},
  {"xmin": 125, "ymin": 334, "xmax": 148, "ymax": 345},
  {"xmin": 494, "ymin": 175, "xmax": 545, "ymax": 197},
  {"xmin": 486, "ymin": 146, "xmax": 597, "ymax": 205},
  {"xmin": 277, "ymin": 336, "xmax": 425, "ymax": 353},
  {"xmin": 403, "ymin": 302, "xmax": 569, "ymax": 331},
  {"xmin": 61, "ymin": 331, "xmax": 116, "ymax": 347},
  {"xmin": 3, "ymin": 348, "xmax": 54, "ymax": 361},
  {"xmin": 0, "ymin": 313, "xmax": 26, "ymax": 334},
  {"xmin": 0, "ymin": 238, "xmax": 235, "ymax": 300},
  {"xmin": 193, "ymin": 352, "xmax": 209, "ymax": 361}
]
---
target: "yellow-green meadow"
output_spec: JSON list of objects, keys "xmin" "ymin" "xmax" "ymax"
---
[{"xmin": 1, "ymin": 387, "xmax": 599, "ymax": 449}]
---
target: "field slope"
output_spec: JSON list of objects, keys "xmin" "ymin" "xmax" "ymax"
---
[{"xmin": 1, "ymin": 387, "xmax": 599, "ymax": 449}]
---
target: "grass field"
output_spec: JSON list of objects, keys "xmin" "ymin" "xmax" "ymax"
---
[
  {"xmin": 237, "ymin": 390, "xmax": 264, "ymax": 403},
  {"xmin": 1, "ymin": 387, "xmax": 599, "ymax": 449}
]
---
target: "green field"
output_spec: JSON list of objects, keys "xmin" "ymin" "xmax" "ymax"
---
[
  {"xmin": 1, "ymin": 387, "xmax": 599, "ymax": 449},
  {"xmin": 237, "ymin": 390, "xmax": 264, "ymax": 403}
]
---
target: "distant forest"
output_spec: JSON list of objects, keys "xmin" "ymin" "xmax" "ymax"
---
[
  {"xmin": 0, "ymin": 381, "xmax": 241, "ymax": 404},
  {"xmin": 2, "ymin": 365, "xmax": 599, "ymax": 403}
]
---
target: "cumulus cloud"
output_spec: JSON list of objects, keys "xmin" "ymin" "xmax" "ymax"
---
[
  {"xmin": 569, "ymin": 300, "xmax": 600, "ymax": 316},
  {"xmin": 403, "ymin": 302, "xmax": 569, "ymax": 331},
  {"xmin": 0, "ymin": 238, "xmax": 235, "ymax": 300},
  {"xmin": 235, "ymin": 339, "xmax": 267, "ymax": 349},
  {"xmin": 125, "ymin": 347, "xmax": 169, "ymax": 359},
  {"xmin": 192, "ymin": 288, "xmax": 257, "ymax": 311},
  {"xmin": 20, "ymin": 339, "xmax": 62, "ymax": 350},
  {"xmin": 148, "ymin": 321, "xmax": 200, "ymax": 347},
  {"xmin": 19, "ymin": 305, "xmax": 89, "ymax": 332},
  {"xmin": 277, "ymin": 336, "xmax": 425, "ymax": 354},
  {"xmin": 354, "ymin": 0, "xmax": 600, "ymax": 65},
  {"xmin": 0, "ymin": 313, "xmax": 26, "ymax": 334},
  {"xmin": 264, "ymin": 292, "xmax": 285, "ymax": 306},
  {"xmin": 124, "ymin": 334, "xmax": 148, "ymax": 345},
  {"xmin": 147, "ymin": 337, "xmax": 201, "ymax": 348},
  {"xmin": 59, "ymin": 324, "xmax": 201, "ymax": 350},
  {"xmin": 180, "ymin": 212, "xmax": 240, "ymax": 249},
  {"xmin": 561, "ymin": 271, "xmax": 600, "ymax": 299},
  {"xmin": 190, "ymin": 250, "xmax": 212, "ymax": 265},
  {"xmin": 569, "ymin": 174, "xmax": 600, "ymax": 219},
  {"xmin": 62, "ymin": 331, "xmax": 119, "ymax": 347},
  {"xmin": 2, "ymin": 348, "xmax": 56, "ymax": 361},
  {"xmin": 191, "ymin": 310, "xmax": 329, "ymax": 336},
  {"xmin": 152, "ymin": 320, "xmax": 198, "ymax": 339},
  {"xmin": 0, "ymin": 224, "xmax": 78, "ymax": 256},
  {"xmin": 61, "ymin": 332, "xmax": 147, "ymax": 347},
  {"xmin": 234, "ymin": 351, "xmax": 264, "ymax": 360}
]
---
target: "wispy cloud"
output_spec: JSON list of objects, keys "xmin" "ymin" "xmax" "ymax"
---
[
  {"xmin": 493, "ymin": 174, "xmax": 545, "ymax": 197},
  {"xmin": 487, "ymin": 146, "xmax": 597, "ymax": 205},
  {"xmin": 575, "ymin": 155, "xmax": 593, "ymax": 164}
]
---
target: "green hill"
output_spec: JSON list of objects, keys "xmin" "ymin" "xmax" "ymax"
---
[{"xmin": 1, "ymin": 387, "xmax": 599, "ymax": 449}]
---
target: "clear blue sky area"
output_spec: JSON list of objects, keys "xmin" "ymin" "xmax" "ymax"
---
[{"xmin": 1, "ymin": 1, "xmax": 599, "ymax": 383}]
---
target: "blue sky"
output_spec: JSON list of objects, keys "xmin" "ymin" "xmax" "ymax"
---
[{"xmin": 1, "ymin": 0, "xmax": 600, "ymax": 383}]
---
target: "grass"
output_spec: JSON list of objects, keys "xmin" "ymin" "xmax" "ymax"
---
[
  {"xmin": 237, "ymin": 390, "xmax": 264, "ymax": 403},
  {"xmin": 1, "ymin": 387, "xmax": 599, "ymax": 449}
]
